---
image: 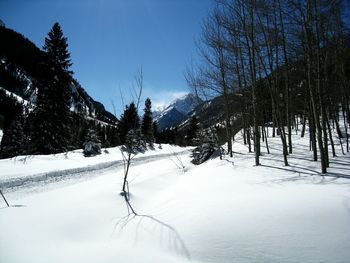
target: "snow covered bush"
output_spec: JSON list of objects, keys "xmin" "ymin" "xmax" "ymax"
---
[
  {"xmin": 191, "ymin": 143, "xmax": 217, "ymax": 165},
  {"xmin": 123, "ymin": 129, "xmax": 146, "ymax": 154},
  {"xmin": 83, "ymin": 129, "xmax": 101, "ymax": 157},
  {"xmin": 191, "ymin": 129, "xmax": 218, "ymax": 165}
]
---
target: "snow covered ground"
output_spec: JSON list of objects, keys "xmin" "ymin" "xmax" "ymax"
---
[
  {"xmin": 0, "ymin": 144, "xmax": 188, "ymax": 190},
  {"xmin": 1, "ymin": 131, "xmax": 350, "ymax": 263}
]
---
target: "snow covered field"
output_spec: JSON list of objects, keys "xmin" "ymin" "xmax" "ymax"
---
[{"xmin": 1, "ymin": 131, "xmax": 350, "ymax": 263}]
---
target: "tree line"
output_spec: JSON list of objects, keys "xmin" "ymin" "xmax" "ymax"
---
[{"xmin": 186, "ymin": 0, "xmax": 350, "ymax": 173}]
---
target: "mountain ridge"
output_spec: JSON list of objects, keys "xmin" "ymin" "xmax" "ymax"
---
[
  {"xmin": 153, "ymin": 93, "xmax": 201, "ymax": 131},
  {"xmin": 0, "ymin": 25, "xmax": 117, "ymax": 128}
]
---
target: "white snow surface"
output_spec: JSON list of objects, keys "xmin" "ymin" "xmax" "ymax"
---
[{"xmin": 1, "ymin": 131, "xmax": 350, "ymax": 263}]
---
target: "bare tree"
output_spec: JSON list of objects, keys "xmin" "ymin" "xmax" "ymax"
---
[{"xmin": 120, "ymin": 67, "xmax": 144, "ymax": 197}]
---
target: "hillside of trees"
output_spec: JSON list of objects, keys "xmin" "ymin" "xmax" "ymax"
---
[{"xmin": 182, "ymin": 0, "xmax": 350, "ymax": 173}]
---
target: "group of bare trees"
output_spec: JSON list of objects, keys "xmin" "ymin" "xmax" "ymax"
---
[{"xmin": 187, "ymin": 0, "xmax": 349, "ymax": 173}]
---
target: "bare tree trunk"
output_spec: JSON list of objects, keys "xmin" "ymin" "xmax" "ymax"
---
[
  {"xmin": 326, "ymin": 111, "xmax": 336, "ymax": 157},
  {"xmin": 301, "ymin": 114, "xmax": 306, "ymax": 138},
  {"xmin": 247, "ymin": 1, "xmax": 260, "ymax": 165},
  {"xmin": 335, "ymin": 111, "xmax": 345, "ymax": 155},
  {"xmin": 243, "ymin": 123, "xmax": 247, "ymax": 145},
  {"xmin": 342, "ymin": 105, "xmax": 349, "ymax": 152},
  {"xmin": 309, "ymin": 104, "xmax": 317, "ymax": 161},
  {"xmin": 278, "ymin": 0, "xmax": 292, "ymax": 154},
  {"xmin": 263, "ymin": 125, "xmax": 270, "ymax": 154},
  {"xmin": 122, "ymin": 152, "xmax": 132, "ymax": 194},
  {"xmin": 247, "ymin": 126, "xmax": 252, "ymax": 153},
  {"xmin": 261, "ymin": 125, "xmax": 265, "ymax": 142}
]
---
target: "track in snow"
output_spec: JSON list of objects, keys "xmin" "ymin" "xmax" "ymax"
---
[{"xmin": 0, "ymin": 150, "xmax": 191, "ymax": 193}]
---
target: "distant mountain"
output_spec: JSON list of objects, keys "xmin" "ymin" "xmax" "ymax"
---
[
  {"xmin": 175, "ymin": 93, "xmax": 247, "ymax": 140},
  {"xmin": 0, "ymin": 25, "xmax": 118, "ymax": 127},
  {"xmin": 153, "ymin": 93, "xmax": 201, "ymax": 131}
]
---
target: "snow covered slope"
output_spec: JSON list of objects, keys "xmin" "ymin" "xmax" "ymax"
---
[{"xmin": 1, "ymin": 130, "xmax": 350, "ymax": 263}]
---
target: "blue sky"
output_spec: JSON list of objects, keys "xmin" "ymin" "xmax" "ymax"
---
[{"xmin": 0, "ymin": 0, "xmax": 213, "ymax": 115}]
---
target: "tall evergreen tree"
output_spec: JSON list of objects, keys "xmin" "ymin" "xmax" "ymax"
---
[
  {"xmin": 141, "ymin": 98, "xmax": 154, "ymax": 143},
  {"xmin": 29, "ymin": 22, "xmax": 72, "ymax": 154},
  {"xmin": 118, "ymin": 102, "xmax": 140, "ymax": 143},
  {"xmin": 43, "ymin": 22, "xmax": 72, "ymax": 71}
]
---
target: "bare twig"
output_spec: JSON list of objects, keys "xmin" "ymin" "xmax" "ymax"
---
[
  {"xmin": 168, "ymin": 146, "xmax": 186, "ymax": 173},
  {"xmin": 0, "ymin": 190, "xmax": 9, "ymax": 207}
]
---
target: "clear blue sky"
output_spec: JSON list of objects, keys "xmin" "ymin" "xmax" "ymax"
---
[{"xmin": 0, "ymin": 0, "xmax": 213, "ymax": 115}]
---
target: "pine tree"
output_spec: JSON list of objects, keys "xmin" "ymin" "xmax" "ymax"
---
[
  {"xmin": 141, "ymin": 98, "xmax": 154, "ymax": 144},
  {"xmin": 43, "ymin": 22, "xmax": 72, "ymax": 71},
  {"xmin": 0, "ymin": 115, "xmax": 25, "ymax": 158},
  {"xmin": 83, "ymin": 128, "xmax": 101, "ymax": 157},
  {"xmin": 29, "ymin": 22, "xmax": 72, "ymax": 154},
  {"xmin": 106, "ymin": 125, "xmax": 120, "ymax": 147},
  {"xmin": 186, "ymin": 116, "xmax": 199, "ymax": 146},
  {"xmin": 118, "ymin": 102, "xmax": 140, "ymax": 143}
]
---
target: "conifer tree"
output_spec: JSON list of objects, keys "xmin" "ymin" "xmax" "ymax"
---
[
  {"xmin": 83, "ymin": 128, "xmax": 101, "ymax": 157},
  {"xmin": 186, "ymin": 116, "xmax": 199, "ymax": 146},
  {"xmin": 141, "ymin": 98, "xmax": 154, "ymax": 144},
  {"xmin": 118, "ymin": 102, "xmax": 140, "ymax": 143},
  {"xmin": 43, "ymin": 22, "xmax": 72, "ymax": 71},
  {"xmin": 106, "ymin": 125, "xmax": 120, "ymax": 147},
  {"xmin": 0, "ymin": 114, "xmax": 25, "ymax": 158},
  {"xmin": 29, "ymin": 22, "xmax": 72, "ymax": 154}
]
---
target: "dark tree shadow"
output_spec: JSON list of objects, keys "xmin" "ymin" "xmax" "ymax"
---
[
  {"xmin": 0, "ymin": 204, "xmax": 26, "ymax": 209},
  {"xmin": 260, "ymin": 164, "xmax": 319, "ymax": 176},
  {"xmin": 112, "ymin": 194, "xmax": 191, "ymax": 261}
]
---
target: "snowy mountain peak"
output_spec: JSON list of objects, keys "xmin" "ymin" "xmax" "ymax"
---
[
  {"xmin": 167, "ymin": 93, "xmax": 200, "ymax": 114},
  {"xmin": 153, "ymin": 93, "xmax": 201, "ymax": 131}
]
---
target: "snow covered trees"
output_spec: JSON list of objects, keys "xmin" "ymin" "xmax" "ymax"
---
[
  {"xmin": 191, "ymin": 129, "xmax": 218, "ymax": 165},
  {"xmin": 29, "ymin": 22, "xmax": 72, "ymax": 154},
  {"xmin": 83, "ymin": 129, "xmax": 101, "ymax": 157}
]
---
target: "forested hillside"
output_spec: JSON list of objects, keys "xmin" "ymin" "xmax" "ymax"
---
[
  {"xmin": 183, "ymin": 0, "xmax": 350, "ymax": 173},
  {"xmin": 0, "ymin": 23, "xmax": 120, "ymax": 157}
]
